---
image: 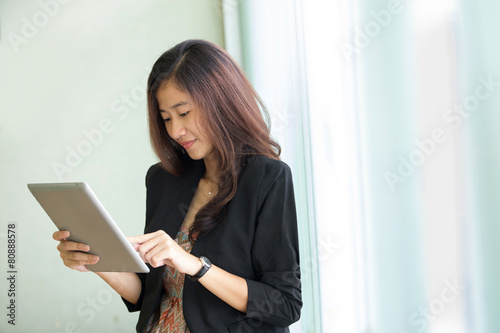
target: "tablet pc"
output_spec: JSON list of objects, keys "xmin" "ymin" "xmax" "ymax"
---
[{"xmin": 28, "ymin": 182, "xmax": 149, "ymax": 273}]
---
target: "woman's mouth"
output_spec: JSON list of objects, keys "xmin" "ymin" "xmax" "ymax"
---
[{"xmin": 179, "ymin": 140, "xmax": 196, "ymax": 149}]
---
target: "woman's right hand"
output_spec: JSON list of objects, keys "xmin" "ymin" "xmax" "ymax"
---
[{"xmin": 53, "ymin": 230, "xmax": 99, "ymax": 272}]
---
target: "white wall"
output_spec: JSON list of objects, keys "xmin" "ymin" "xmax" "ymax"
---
[{"xmin": 0, "ymin": 0, "xmax": 224, "ymax": 331}]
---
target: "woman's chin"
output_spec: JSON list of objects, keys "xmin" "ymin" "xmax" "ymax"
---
[{"xmin": 185, "ymin": 151, "xmax": 203, "ymax": 161}]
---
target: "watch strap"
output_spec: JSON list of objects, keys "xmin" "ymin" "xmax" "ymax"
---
[{"xmin": 187, "ymin": 256, "xmax": 211, "ymax": 282}]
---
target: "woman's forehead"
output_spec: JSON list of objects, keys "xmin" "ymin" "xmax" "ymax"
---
[{"xmin": 156, "ymin": 84, "xmax": 192, "ymax": 108}]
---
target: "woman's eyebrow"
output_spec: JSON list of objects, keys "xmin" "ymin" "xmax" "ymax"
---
[
  {"xmin": 159, "ymin": 101, "xmax": 188, "ymax": 113},
  {"xmin": 170, "ymin": 101, "xmax": 189, "ymax": 109}
]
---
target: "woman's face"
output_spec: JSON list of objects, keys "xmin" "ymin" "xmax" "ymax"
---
[{"xmin": 156, "ymin": 83, "xmax": 215, "ymax": 162}]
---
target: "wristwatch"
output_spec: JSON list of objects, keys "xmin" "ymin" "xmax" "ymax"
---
[{"xmin": 187, "ymin": 256, "xmax": 212, "ymax": 282}]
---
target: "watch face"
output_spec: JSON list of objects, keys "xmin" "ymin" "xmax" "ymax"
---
[
  {"xmin": 201, "ymin": 256, "xmax": 211, "ymax": 266},
  {"xmin": 188, "ymin": 256, "xmax": 212, "ymax": 282}
]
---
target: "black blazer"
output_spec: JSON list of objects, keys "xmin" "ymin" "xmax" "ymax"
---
[{"xmin": 122, "ymin": 155, "xmax": 302, "ymax": 332}]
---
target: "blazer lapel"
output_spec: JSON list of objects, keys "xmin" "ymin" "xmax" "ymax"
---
[{"xmin": 147, "ymin": 159, "xmax": 205, "ymax": 238}]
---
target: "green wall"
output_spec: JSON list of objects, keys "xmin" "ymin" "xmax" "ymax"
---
[{"xmin": 0, "ymin": 1, "xmax": 224, "ymax": 332}]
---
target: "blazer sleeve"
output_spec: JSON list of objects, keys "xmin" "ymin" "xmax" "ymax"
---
[{"xmin": 245, "ymin": 161, "xmax": 302, "ymax": 327}]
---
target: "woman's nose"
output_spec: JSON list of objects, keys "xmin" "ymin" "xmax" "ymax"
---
[{"xmin": 170, "ymin": 118, "xmax": 187, "ymax": 139}]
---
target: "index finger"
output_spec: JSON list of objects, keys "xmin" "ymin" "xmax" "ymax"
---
[
  {"xmin": 126, "ymin": 234, "xmax": 153, "ymax": 245},
  {"xmin": 127, "ymin": 230, "xmax": 165, "ymax": 245}
]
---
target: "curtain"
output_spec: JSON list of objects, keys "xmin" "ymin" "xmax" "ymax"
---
[
  {"xmin": 222, "ymin": 0, "xmax": 500, "ymax": 332},
  {"xmin": 458, "ymin": 1, "xmax": 500, "ymax": 332},
  {"xmin": 354, "ymin": 1, "xmax": 427, "ymax": 332}
]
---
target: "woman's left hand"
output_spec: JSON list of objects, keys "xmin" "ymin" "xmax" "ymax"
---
[{"xmin": 127, "ymin": 230, "xmax": 201, "ymax": 275}]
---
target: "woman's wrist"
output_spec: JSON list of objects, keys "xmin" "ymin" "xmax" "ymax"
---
[
  {"xmin": 187, "ymin": 256, "xmax": 212, "ymax": 282},
  {"xmin": 188, "ymin": 254, "xmax": 204, "ymax": 276}
]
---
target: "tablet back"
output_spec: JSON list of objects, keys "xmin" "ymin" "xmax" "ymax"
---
[{"xmin": 28, "ymin": 182, "xmax": 149, "ymax": 273}]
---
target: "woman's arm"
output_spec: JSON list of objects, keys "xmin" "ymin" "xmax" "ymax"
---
[
  {"xmin": 198, "ymin": 263, "xmax": 248, "ymax": 313},
  {"xmin": 53, "ymin": 230, "xmax": 142, "ymax": 305},
  {"xmin": 94, "ymin": 271, "xmax": 142, "ymax": 305}
]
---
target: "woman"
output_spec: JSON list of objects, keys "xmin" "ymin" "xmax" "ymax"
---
[{"xmin": 53, "ymin": 39, "xmax": 301, "ymax": 332}]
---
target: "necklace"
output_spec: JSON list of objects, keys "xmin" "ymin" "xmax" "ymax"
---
[{"xmin": 203, "ymin": 178, "xmax": 216, "ymax": 196}]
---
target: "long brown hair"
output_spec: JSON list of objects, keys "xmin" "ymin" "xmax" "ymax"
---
[{"xmin": 147, "ymin": 39, "xmax": 281, "ymax": 240}]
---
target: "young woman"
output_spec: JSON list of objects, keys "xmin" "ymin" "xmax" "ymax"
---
[{"xmin": 53, "ymin": 39, "xmax": 301, "ymax": 332}]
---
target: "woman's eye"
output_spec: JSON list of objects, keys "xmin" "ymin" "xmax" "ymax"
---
[
  {"xmin": 163, "ymin": 117, "xmax": 171, "ymax": 122},
  {"xmin": 180, "ymin": 111, "xmax": 190, "ymax": 117}
]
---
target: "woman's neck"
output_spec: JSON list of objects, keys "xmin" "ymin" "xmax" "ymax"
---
[{"xmin": 203, "ymin": 156, "xmax": 218, "ymax": 183}]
